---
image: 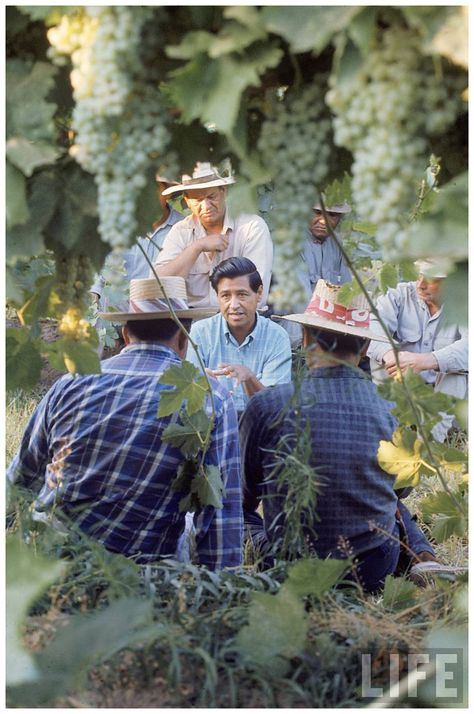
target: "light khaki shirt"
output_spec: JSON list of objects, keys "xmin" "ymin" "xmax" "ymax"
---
[{"xmin": 153, "ymin": 209, "xmax": 273, "ymax": 308}]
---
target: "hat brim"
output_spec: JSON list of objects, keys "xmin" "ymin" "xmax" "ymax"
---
[
  {"xmin": 100, "ymin": 308, "xmax": 218, "ymax": 322},
  {"xmin": 162, "ymin": 177, "xmax": 235, "ymax": 196},
  {"xmin": 312, "ymin": 203, "xmax": 351, "ymax": 214},
  {"xmin": 273, "ymin": 313, "xmax": 390, "ymax": 342}
]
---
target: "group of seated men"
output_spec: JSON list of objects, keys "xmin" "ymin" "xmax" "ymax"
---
[{"xmin": 8, "ymin": 163, "xmax": 467, "ymax": 591}]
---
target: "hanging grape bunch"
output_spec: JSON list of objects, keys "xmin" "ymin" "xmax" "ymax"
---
[
  {"xmin": 258, "ymin": 79, "xmax": 334, "ymax": 311},
  {"xmin": 326, "ymin": 24, "xmax": 465, "ymax": 258}
]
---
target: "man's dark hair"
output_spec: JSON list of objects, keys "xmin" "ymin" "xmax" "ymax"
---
[
  {"xmin": 126, "ymin": 318, "xmax": 192, "ymax": 342},
  {"xmin": 308, "ymin": 327, "xmax": 369, "ymax": 357},
  {"xmin": 210, "ymin": 257, "xmax": 263, "ymax": 293}
]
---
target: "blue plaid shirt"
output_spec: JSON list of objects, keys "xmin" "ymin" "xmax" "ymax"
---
[
  {"xmin": 186, "ymin": 313, "xmax": 292, "ymax": 413},
  {"xmin": 7, "ymin": 343, "xmax": 243, "ymax": 569},
  {"xmin": 240, "ymin": 365, "xmax": 399, "ymax": 558}
]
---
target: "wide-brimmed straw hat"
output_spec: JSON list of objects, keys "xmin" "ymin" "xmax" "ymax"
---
[
  {"xmin": 274, "ymin": 280, "xmax": 389, "ymax": 342},
  {"xmin": 100, "ymin": 277, "xmax": 218, "ymax": 322},
  {"xmin": 312, "ymin": 199, "xmax": 351, "ymax": 214},
  {"xmin": 162, "ymin": 161, "xmax": 235, "ymax": 197}
]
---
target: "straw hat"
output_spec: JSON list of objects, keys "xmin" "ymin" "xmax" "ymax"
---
[
  {"xmin": 100, "ymin": 277, "xmax": 218, "ymax": 322},
  {"xmin": 415, "ymin": 258, "xmax": 448, "ymax": 279},
  {"xmin": 162, "ymin": 161, "xmax": 235, "ymax": 197},
  {"xmin": 312, "ymin": 200, "xmax": 351, "ymax": 214},
  {"xmin": 274, "ymin": 280, "xmax": 389, "ymax": 342}
]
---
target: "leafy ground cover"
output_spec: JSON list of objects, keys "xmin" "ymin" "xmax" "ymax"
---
[{"xmin": 6, "ymin": 390, "xmax": 468, "ymax": 709}]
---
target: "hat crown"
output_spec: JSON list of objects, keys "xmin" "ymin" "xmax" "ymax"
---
[{"xmin": 129, "ymin": 276, "xmax": 187, "ymax": 302}]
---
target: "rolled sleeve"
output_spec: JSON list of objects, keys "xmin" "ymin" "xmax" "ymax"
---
[{"xmin": 433, "ymin": 330, "xmax": 468, "ymax": 374}]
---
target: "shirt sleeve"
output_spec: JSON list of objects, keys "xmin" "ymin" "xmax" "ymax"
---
[
  {"xmin": 260, "ymin": 327, "xmax": 292, "ymax": 387},
  {"xmin": 193, "ymin": 389, "xmax": 243, "ymax": 570},
  {"xmin": 239, "ymin": 217, "xmax": 274, "ymax": 307},
  {"xmin": 367, "ymin": 286, "xmax": 402, "ymax": 363},
  {"xmin": 7, "ymin": 391, "xmax": 52, "ymax": 492},
  {"xmin": 433, "ymin": 327, "xmax": 468, "ymax": 373}
]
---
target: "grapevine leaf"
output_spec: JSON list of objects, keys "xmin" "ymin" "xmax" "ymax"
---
[
  {"xmin": 235, "ymin": 587, "xmax": 307, "ymax": 676},
  {"xmin": 172, "ymin": 460, "xmax": 196, "ymax": 494},
  {"xmin": 429, "ymin": 443, "xmax": 468, "ymax": 473},
  {"xmin": 6, "ymin": 537, "xmax": 65, "ymax": 686},
  {"xmin": 377, "ymin": 427, "xmax": 428, "ymax": 489},
  {"xmin": 347, "ymin": 7, "xmax": 378, "ymax": 53},
  {"xmin": 6, "ymin": 223, "xmax": 46, "ymax": 265},
  {"xmin": 431, "ymin": 515, "xmax": 467, "ymax": 543},
  {"xmin": 166, "ymin": 30, "xmax": 213, "ymax": 60},
  {"xmin": 421, "ymin": 490, "xmax": 462, "ymax": 519},
  {"xmin": 17, "ymin": 6, "xmax": 76, "ymax": 25},
  {"xmin": 208, "ymin": 23, "xmax": 266, "ymax": 58},
  {"xmin": 162, "ymin": 410, "xmax": 211, "ymax": 458},
  {"xmin": 167, "ymin": 44, "xmax": 282, "ymax": 134},
  {"xmin": 6, "ymin": 266, "xmax": 25, "ymax": 305},
  {"xmin": 6, "ymin": 161, "xmax": 29, "ymax": 227},
  {"xmin": 6, "ymin": 328, "xmax": 43, "ymax": 392},
  {"xmin": 335, "ymin": 281, "xmax": 362, "ymax": 308},
  {"xmin": 379, "ymin": 263, "xmax": 398, "ymax": 293},
  {"xmin": 6, "ymin": 137, "xmax": 61, "ymax": 177},
  {"xmin": 17, "ymin": 275, "xmax": 56, "ymax": 326},
  {"xmin": 6, "ymin": 60, "xmax": 58, "ymax": 142},
  {"xmin": 383, "ymin": 574, "xmax": 417, "ymax": 611},
  {"xmin": 399, "ymin": 259, "xmax": 418, "ymax": 282},
  {"xmin": 284, "ymin": 558, "xmax": 349, "ymax": 599},
  {"xmin": 322, "ymin": 173, "xmax": 352, "ymax": 208},
  {"xmin": 455, "ymin": 400, "xmax": 468, "ymax": 430},
  {"xmin": 223, "ymin": 6, "xmax": 262, "ymax": 28},
  {"xmin": 191, "ymin": 465, "xmax": 225, "ymax": 509},
  {"xmin": 45, "ymin": 338, "xmax": 101, "ymax": 376},
  {"xmin": 158, "ymin": 361, "xmax": 209, "ymax": 417},
  {"xmin": 260, "ymin": 6, "xmax": 359, "ymax": 53}
]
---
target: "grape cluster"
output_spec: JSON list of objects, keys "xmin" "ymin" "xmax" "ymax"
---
[
  {"xmin": 258, "ymin": 81, "xmax": 333, "ymax": 310},
  {"xmin": 326, "ymin": 26, "xmax": 465, "ymax": 257},
  {"xmin": 55, "ymin": 253, "xmax": 96, "ymax": 312},
  {"xmin": 48, "ymin": 7, "xmax": 172, "ymax": 248}
]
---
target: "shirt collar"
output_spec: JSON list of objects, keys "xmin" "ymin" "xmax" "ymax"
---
[
  {"xmin": 309, "ymin": 364, "xmax": 367, "ymax": 380},
  {"xmin": 192, "ymin": 207, "xmax": 234, "ymax": 236},
  {"xmin": 223, "ymin": 312, "xmax": 259, "ymax": 346},
  {"xmin": 121, "ymin": 342, "xmax": 182, "ymax": 361}
]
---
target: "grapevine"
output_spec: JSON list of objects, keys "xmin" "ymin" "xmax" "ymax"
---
[
  {"xmin": 326, "ymin": 24, "xmax": 465, "ymax": 258},
  {"xmin": 258, "ymin": 80, "xmax": 334, "ymax": 310}
]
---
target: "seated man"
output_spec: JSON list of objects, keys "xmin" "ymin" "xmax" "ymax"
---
[
  {"xmin": 298, "ymin": 199, "xmax": 352, "ymax": 297},
  {"xmin": 240, "ymin": 280, "xmax": 437, "ymax": 593},
  {"xmin": 186, "ymin": 257, "xmax": 292, "ymax": 418},
  {"xmin": 367, "ymin": 259, "xmax": 468, "ymax": 440},
  {"xmin": 7, "ymin": 277, "xmax": 242, "ymax": 570},
  {"xmin": 154, "ymin": 162, "xmax": 273, "ymax": 309}
]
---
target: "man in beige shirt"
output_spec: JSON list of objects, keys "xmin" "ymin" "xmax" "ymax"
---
[{"xmin": 153, "ymin": 162, "xmax": 273, "ymax": 309}]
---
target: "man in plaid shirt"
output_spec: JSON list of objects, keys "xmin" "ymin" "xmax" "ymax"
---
[{"xmin": 7, "ymin": 278, "xmax": 243, "ymax": 570}]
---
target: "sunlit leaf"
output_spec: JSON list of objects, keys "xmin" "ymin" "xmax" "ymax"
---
[
  {"xmin": 158, "ymin": 361, "xmax": 209, "ymax": 416},
  {"xmin": 378, "ymin": 427, "xmax": 428, "ymax": 489},
  {"xmin": 44, "ymin": 337, "xmax": 100, "ymax": 376}
]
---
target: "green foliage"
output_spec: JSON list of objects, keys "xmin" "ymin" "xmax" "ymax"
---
[
  {"xmin": 378, "ymin": 426, "xmax": 431, "ymax": 489},
  {"xmin": 6, "ymin": 161, "xmax": 29, "ymax": 227},
  {"xmin": 6, "ymin": 537, "xmax": 65, "ymax": 687},
  {"xmin": 162, "ymin": 409, "xmax": 211, "ymax": 458},
  {"xmin": 285, "ymin": 558, "xmax": 349, "ymax": 599},
  {"xmin": 45, "ymin": 337, "xmax": 101, "ymax": 376},
  {"xmin": 421, "ymin": 487, "xmax": 467, "ymax": 543},
  {"xmin": 158, "ymin": 360, "xmax": 210, "ymax": 417},
  {"xmin": 6, "ymin": 328, "xmax": 43, "ymax": 392},
  {"xmin": 383, "ymin": 574, "xmax": 418, "ymax": 611},
  {"xmin": 173, "ymin": 462, "xmax": 225, "ymax": 512}
]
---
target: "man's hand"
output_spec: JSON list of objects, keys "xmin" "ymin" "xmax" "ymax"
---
[
  {"xmin": 198, "ymin": 233, "xmax": 230, "ymax": 253},
  {"xmin": 206, "ymin": 363, "xmax": 254, "ymax": 386},
  {"xmin": 383, "ymin": 349, "xmax": 438, "ymax": 378}
]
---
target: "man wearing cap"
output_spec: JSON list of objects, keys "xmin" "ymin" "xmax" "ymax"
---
[
  {"xmin": 153, "ymin": 162, "xmax": 273, "ymax": 310},
  {"xmin": 367, "ymin": 260, "xmax": 468, "ymax": 400},
  {"xmin": 240, "ymin": 280, "xmax": 438, "ymax": 592},
  {"xmin": 186, "ymin": 257, "xmax": 292, "ymax": 419},
  {"xmin": 90, "ymin": 175, "xmax": 184, "ymax": 307},
  {"xmin": 7, "ymin": 277, "xmax": 243, "ymax": 570},
  {"xmin": 298, "ymin": 200, "xmax": 352, "ymax": 297}
]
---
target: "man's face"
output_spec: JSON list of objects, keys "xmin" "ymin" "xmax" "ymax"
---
[
  {"xmin": 310, "ymin": 209, "xmax": 342, "ymax": 241},
  {"xmin": 216, "ymin": 275, "xmax": 262, "ymax": 334},
  {"xmin": 416, "ymin": 274, "xmax": 443, "ymax": 307},
  {"xmin": 184, "ymin": 187, "xmax": 226, "ymax": 228}
]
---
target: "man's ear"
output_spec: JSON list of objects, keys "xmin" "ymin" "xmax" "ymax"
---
[
  {"xmin": 257, "ymin": 284, "xmax": 264, "ymax": 300},
  {"xmin": 122, "ymin": 324, "xmax": 131, "ymax": 345},
  {"xmin": 177, "ymin": 328, "xmax": 188, "ymax": 355}
]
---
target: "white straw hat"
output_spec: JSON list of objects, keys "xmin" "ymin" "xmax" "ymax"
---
[
  {"xmin": 100, "ymin": 277, "xmax": 218, "ymax": 322},
  {"xmin": 274, "ymin": 280, "xmax": 389, "ymax": 342},
  {"xmin": 162, "ymin": 161, "xmax": 235, "ymax": 196}
]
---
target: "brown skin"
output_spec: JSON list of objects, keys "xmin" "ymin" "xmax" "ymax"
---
[
  {"xmin": 205, "ymin": 275, "xmax": 265, "ymax": 398},
  {"xmin": 382, "ymin": 273, "xmax": 443, "ymax": 378},
  {"xmin": 156, "ymin": 186, "xmax": 230, "ymax": 278},
  {"xmin": 310, "ymin": 209, "xmax": 343, "ymax": 242},
  {"xmin": 122, "ymin": 323, "xmax": 188, "ymax": 359}
]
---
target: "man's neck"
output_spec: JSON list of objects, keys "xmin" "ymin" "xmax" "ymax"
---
[
  {"xmin": 306, "ymin": 351, "xmax": 360, "ymax": 370},
  {"xmin": 227, "ymin": 314, "xmax": 257, "ymax": 345}
]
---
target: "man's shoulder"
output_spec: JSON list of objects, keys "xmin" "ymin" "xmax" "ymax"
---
[
  {"xmin": 190, "ymin": 312, "xmax": 222, "ymax": 335},
  {"xmin": 247, "ymin": 381, "xmax": 294, "ymax": 410},
  {"xmin": 257, "ymin": 315, "xmax": 291, "ymax": 345},
  {"xmin": 233, "ymin": 212, "xmax": 271, "ymax": 233}
]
